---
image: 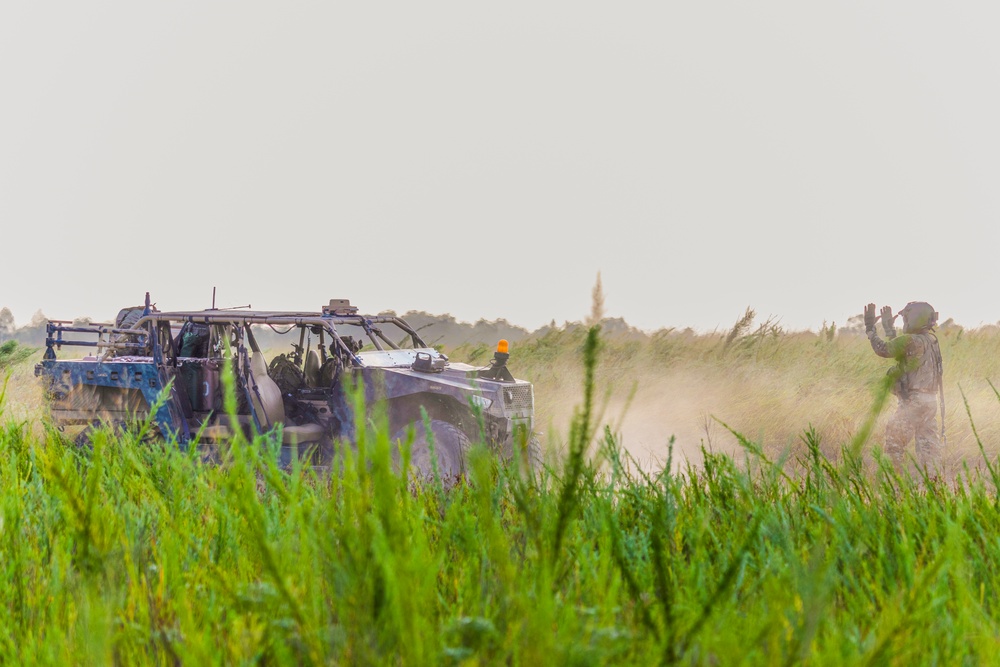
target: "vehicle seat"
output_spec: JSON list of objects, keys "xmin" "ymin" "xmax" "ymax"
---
[
  {"xmin": 319, "ymin": 357, "xmax": 341, "ymax": 387},
  {"xmin": 303, "ymin": 350, "xmax": 321, "ymax": 387},
  {"xmin": 248, "ymin": 352, "xmax": 325, "ymax": 445},
  {"xmin": 196, "ymin": 413, "xmax": 254, "ymax": 443}
]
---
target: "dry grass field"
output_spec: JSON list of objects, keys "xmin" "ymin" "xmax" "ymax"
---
[
  {"xmin": 7, "ymin": 312, "xmax": 1000, "ymax": 477},
  {"xmin": 456, "ymin": 315, "xmax": 1000, "ymax": 477}
]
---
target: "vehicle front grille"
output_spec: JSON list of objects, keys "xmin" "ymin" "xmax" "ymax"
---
[{"xmin": 502, "ymin": 385, "xmax": 533, "ymax": 412}]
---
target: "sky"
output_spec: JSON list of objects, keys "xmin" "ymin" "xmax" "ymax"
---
[{"xmin": 2, "ymin": 2, "xmax": 999, "ymax": 333}]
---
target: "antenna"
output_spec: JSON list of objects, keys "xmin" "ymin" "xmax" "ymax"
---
[{"xmin": 210, "ymin": 287, "xmax": 251, "ymax": 311}]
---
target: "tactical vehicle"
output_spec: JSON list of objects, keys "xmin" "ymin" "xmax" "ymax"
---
[{"xmin": 35, "ymin": 294, "xmax": 538, "ymax": 475}]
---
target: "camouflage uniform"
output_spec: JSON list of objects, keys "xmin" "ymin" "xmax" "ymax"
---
[{"xmin": 867, "ymin": 329, "xmax": 943, "ymax": 469}]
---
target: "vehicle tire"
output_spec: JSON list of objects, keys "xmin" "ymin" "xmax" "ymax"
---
[
  {"xmin": 508, "ymin": 435, "xmax": 543, "ymax": 474},
  {"xmin": 394, "ymin": 419, "xmax": 469, "ymax": 484},
  {"xmin": 73, "ymin": 425, "xmax": 96, "ymax": 449},
  {"xmin": 525, "ymin": 436, "xmax": 543, "ymax": 472}
]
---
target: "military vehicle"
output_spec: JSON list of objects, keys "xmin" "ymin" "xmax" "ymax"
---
[{"xmin": 35, "ymin": 294, "xmax": 538, "ymax": 475}]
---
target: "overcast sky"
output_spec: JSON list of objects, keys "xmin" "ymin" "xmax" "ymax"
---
[{"xmin": 2, "ymin": 2, "xmax": 998, "ymax": 333}]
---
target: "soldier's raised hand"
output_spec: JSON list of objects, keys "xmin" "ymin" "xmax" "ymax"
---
[
  {"xmin": 864, "ymin": 303, "xmax": 877, "ymax": 334},
  {"xmin": 880, "ymin": 306, "xmax": 896, "ymax": 338}
]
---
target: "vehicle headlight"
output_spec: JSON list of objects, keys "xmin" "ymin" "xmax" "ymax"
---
[{"xmin": 469, "ymin": 394, "xmax": 493, "ymax": 410}]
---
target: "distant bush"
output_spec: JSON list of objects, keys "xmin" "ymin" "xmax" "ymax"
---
[{"xmin": 0, "ymin": 340, "xmax": 33, "ymax": 373}]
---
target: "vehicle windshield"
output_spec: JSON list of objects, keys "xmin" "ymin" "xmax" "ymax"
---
[
  {"xmin": 332, "ymin": 320, "xmax": 425, "ymax": 352},
  {"xmin": 250, "ymin": 319, "xmax": 427, "ymax": 365}
]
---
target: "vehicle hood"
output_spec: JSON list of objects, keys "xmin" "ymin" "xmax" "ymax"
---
[{"xmin": 355, "ymin": 348, "xmax": 445, "ymax": 369}]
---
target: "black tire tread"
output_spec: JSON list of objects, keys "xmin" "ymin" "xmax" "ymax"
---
[{"xmin": 396, "ymin": 419, "xmax": 470, "ymax": 482}]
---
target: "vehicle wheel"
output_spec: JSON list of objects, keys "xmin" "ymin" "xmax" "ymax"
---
[
  {"xmin": 509, "ymin": 435, "xmax": 543, "ymax": 474},
  {"xmin": 73, "ymin": 426, "xmax": 96, "ymax": 448},
  {"xmin": 394, "ymin": 419, "xmax": 469, "ymax": 484},
  {"xmin": 525, "ymin": 436, "xmax": 543, "ymax": 472}
]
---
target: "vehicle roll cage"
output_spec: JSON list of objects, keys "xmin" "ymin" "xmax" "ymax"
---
[
  {"xmin": 42, "ymin": 320, "xmax": 152, "ymax": 360},
  {"xmin": 44, "ymin": 310, "xmax": 429, "ymax": 363}
]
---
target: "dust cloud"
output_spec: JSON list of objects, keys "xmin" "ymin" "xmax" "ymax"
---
[
  {"xmin": 535, "ymin": 370, "xmax": 741, "ymax": 471},
  {"xmin": 532, "ymin": 354, "xmax": 1000, "ymax": 479}
]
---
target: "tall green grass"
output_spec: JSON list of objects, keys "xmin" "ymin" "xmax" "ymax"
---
[{"xmin": 3, "ymin": 327, "xmax": 1000, "ymax": 663}]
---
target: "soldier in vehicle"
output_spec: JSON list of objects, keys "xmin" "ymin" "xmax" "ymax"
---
[{"xmin": 864, "ymin": 301, "xmax": 945, "ymax": 471}]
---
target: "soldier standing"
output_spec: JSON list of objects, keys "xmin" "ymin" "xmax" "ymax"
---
[{"xmin": 864, "ymin": 301, "xmax": 945, "ymax": 471}]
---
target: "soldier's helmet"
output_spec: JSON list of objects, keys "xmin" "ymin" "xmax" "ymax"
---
[{"xmin": 900, "ymin": 301, "xmax": 938, "ymax": 333}]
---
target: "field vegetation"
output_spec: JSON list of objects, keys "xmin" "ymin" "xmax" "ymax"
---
[
  {"xmin": 454, "ymin": 309, "xmax": 1000, "ymax": 477},
  {"xmin": 3, "ymin": 312, "xmax": 1000, "ymax": 663}
]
